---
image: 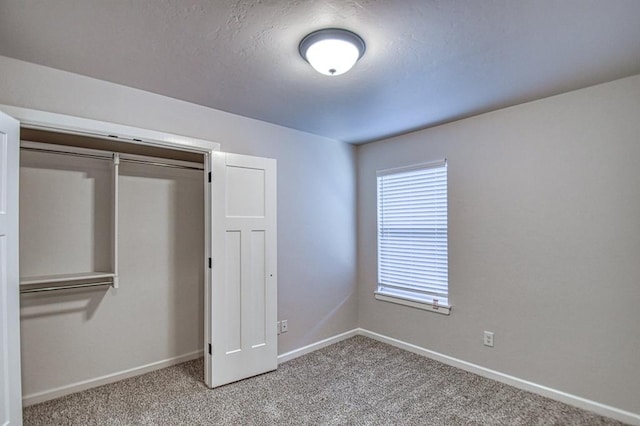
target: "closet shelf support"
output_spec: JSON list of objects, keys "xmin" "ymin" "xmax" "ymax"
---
[{"xmin": 112, "ymin": 153, "xmax": 120, "ymax": 288}]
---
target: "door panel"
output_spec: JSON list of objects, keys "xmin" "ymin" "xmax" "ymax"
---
[
  {"xmin": 249, "ymin": 230, "xmax": 266, "ymax": 348},
  {"xmin": 208, "ymin": 152, "xmax": 277, "ymax": 387},
  {"xmin": 226, "ymin": 167, "xmax": 265, "ymax": 217},
  {"xmin": 225, "ymin": 230, "xmax": 242, "ymax": 354},
  {"xmin": 0, "ymin": 111, "xmax": 22, "ymax": 425}
]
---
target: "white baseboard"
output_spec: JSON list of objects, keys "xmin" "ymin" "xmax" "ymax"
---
[
  {"xmin": 358, "ymin": 328, "xmax": 640, "ymax": 425},
  {"xmin": 278, "ymin": 329, "xmax": 359, "ymax": 364},
  {"xmin": 22, "ymin": 349, "xmax": 203, "ymax": 407}
]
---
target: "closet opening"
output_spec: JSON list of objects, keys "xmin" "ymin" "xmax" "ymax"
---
[
  {"xmin": 18, "ymin": 126, "xmax": 208, "ymax": 405},
  {"xmin": 3, "ymin": 104, "xmax": 277, "ymax": 411}
]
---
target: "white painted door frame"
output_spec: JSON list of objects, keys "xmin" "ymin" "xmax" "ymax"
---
[
  {"xmin": 0, "ymin": 110, "xmax": 23, "ymax": 425},
  {"xmin": 0, "ymin": 105, "xmax": 233, "ymax": 411}
]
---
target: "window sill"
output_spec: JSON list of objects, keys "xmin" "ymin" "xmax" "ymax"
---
[{"xmin": 374, "ymin": 291, "xmax": 451, "ymax": 315}]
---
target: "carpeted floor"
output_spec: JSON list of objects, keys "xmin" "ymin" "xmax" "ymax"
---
[{"xmin": 23, "ymin": 336, "xmax": 625, "ymax": 425}]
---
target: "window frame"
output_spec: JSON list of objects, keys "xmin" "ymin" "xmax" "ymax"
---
[{"xmin": 374, "ymin": 159, "xmax": 450, "ymax": 315}]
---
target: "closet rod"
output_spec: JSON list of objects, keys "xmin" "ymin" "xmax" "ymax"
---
[
  {"xmin": 20, "ymin": 281, "xmax": 113, "ymax": 294},
  {"xmin": 20, "ymin": 146, "xmax": 204, "ymax": 171}
]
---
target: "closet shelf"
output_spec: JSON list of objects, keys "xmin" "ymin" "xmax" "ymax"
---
[{"xmin": 20, "ymin": 272, "xmax": 117, "ymax": 286}]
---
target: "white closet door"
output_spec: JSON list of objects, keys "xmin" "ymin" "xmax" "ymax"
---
[
  {"xmin": 0, "ymin": 111, "xmax": 22, "ymax": 425},
  {"xmin": 208, "ymin": 152, "xmax": 277, "ymax": 387}
]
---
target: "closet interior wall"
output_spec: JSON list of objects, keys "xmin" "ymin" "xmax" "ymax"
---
[{"xmin": 19, "ymin": 131, "xmax": 205, "ymax": 403}]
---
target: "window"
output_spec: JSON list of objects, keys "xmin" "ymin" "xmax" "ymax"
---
[{"xmin": 375, "ymin": 160, "xmax": 449, "ymax": 315}]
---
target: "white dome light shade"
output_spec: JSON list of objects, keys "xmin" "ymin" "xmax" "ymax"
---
[
  {"xmin": 305, "ymin": 39, "xmax": 360, "ymax": 76},
  {"xmin": 299, "ymin": 29, "xmax": 365, "ymax": 76}
]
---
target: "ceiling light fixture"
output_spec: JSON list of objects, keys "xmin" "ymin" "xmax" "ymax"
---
[{"xmin": 299, "ymin": 28, "xmax": 366, "ymax": 76}]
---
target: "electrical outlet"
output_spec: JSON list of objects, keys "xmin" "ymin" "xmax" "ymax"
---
[
  {"xmin": 483, "ymin": 331, "xmax": 494, "ymax": 347},
  {"xmin": 281, "ymin": 320, "xmax": 288, "ymax": 333},
  {"xmin": 277, "ymin": 321, "xmax": 281, "ymax": 335}
]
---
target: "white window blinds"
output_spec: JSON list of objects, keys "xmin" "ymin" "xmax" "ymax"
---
[{"xmin": 376, "ymin": 160, "xmax": 449, "ymax": 312}]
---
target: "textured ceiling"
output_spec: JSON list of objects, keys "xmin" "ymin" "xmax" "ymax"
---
[{"xmin": 1, "ymin": 1, "xmax": 640, "ymax": 144}]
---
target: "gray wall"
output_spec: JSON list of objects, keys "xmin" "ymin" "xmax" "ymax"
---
[
  {"xmin": 357, "ymin": 74, "xmax": 640, "ymax": 414},
  {"xmin": 20, "ymin": 151, "xmax": 204, "ymax": 398},
  {"xmin": 1, "ymin": 54, "xmax": 357, "ymax": 389}
]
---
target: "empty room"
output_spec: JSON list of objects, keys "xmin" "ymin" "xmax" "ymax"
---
[{"xmin": 1, "ymin": 1, "xmax": 639, "ymax": 425}]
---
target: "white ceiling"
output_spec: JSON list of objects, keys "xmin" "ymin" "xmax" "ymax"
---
[{"xmin": 1, "ymin": 1, "xmax": 639, "ymax": 144}]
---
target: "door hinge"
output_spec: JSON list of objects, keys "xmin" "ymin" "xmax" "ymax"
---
[
  {"xmin": 208, "ymin": 257, "xmax": 212, "ymax": 268},
  {"xmin": 208, "ymin": 172, "xmax": 212, "ymax": 182},
  {"xmin": 208, "ymin": 343, "xmax": 212, "ymax": 355}
]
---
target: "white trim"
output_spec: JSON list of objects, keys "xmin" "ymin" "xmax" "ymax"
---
[
  {"xmin": 357, "ymin": 329, "xmax": 640, "ymax": 425},
  {"xmin": 277, "ymin": 329, "xmax": 359, "ymax": 364},
  {"xmin": 3, "ymin": 104, "xmax": 219, "ymax": 408},
  {"xmin": 0, "ymin": 104, "xmax": 220, "ymax": 153},
  {"xmin": 376, "ymin": 158, "xmax": 446, "ymax": 177},
  {"xmin": 374, "ymin": 291, "xmax": 451, "ymax": 315},
  {"xmin": 22, "ymin": 350, "xmax": 203, "ymax": 407}
]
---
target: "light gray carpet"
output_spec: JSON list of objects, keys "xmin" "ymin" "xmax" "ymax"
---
[{"xmin": 23, "ymin": 336, "xmax": 625, "ymax": 425}]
